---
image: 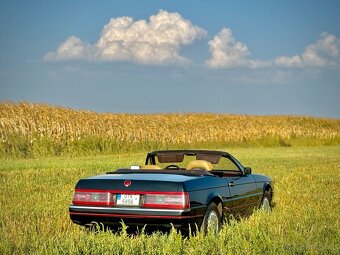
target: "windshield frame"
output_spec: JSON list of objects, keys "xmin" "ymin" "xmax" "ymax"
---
[{"xmin": 145, "ymin": 150, "xmax": 244, "ymax": 173}]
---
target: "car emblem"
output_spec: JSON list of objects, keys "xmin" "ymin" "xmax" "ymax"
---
[{"xmin": 124, "ymin": 180, "xmax": 131, "ymax": 187}]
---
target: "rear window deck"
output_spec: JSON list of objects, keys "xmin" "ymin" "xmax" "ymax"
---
[{"xmin": 108, "ymin": 169, "xmax": 242, "ymax": 177}]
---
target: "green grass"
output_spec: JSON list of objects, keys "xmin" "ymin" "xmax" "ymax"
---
[
  {"xmin": 1, "ymin": 146, "xmax": 339, "ymax": 254},
  {"xmin": 2, "ymin": 133, "xmax": 340, "ymax": 159}
]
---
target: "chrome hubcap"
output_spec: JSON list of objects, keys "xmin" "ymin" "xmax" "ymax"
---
[
  {"xmin": 207, "ymin": 211, "xmax": 219, "ymax": 233},
  {"xmin": 261, "ymin": 197, "xmax": 271, "ymax": 211}
]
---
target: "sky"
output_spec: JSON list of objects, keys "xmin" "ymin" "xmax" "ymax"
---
[{"xmin": 1, "ymin": 0, "xmax": 340, "ymax": 118}]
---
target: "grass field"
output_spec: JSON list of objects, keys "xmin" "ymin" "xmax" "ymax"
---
[{"xmin": 1, "ymin": 146, "xmax": 339, "ymax": 254}]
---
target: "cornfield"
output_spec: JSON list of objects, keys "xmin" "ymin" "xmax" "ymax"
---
[{"xmin": 0, "ymin": 102, "xmax": 339, "ymax": 157}]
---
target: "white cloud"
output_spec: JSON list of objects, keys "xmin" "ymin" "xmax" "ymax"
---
[
  {"xmin": 275, "ymin": 55, "xmax": 303, "ymax": 68},
  {"xmin": 206, "ymin": 29, "xmax": 340, "ymax": 70},
  {"xmin": 44, "ymin": 36, "xmax": 94, "ymax": 61},
  {"xmin": 205, "ymin": 28, "xmax": 270, "ymax": 69},
  {"xmin": 44, "ymin": 10, "xmax": 206, "ymax": 65},
  {"xmin": 46, "ymin": 12, "xmax": 339, "ymax": 71},
  {"xmin": 275, "ymin": 32, "xmax": 340, "ymax": 68}
]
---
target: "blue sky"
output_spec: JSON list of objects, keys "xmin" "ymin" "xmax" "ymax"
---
[{"xmin": 1, "ymin": 0, "xmax": 340, "ymax": 117}]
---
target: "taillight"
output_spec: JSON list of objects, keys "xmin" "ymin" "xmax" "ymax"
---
[
  {"xmin": 72, "ymin": 190, "xmax": 114, "ymax": 206},
  {"xmin": 142, "ymin": 192, "xmax": 190, "ymax": 209},
  {"xmin": 72, "ymin": 190, "xmax": 190, "ymax": 209}
]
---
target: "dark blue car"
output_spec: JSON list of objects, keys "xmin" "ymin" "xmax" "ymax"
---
[{"xmin": 69, "ymin": 150, "xmax": 273, "ymax": 234}]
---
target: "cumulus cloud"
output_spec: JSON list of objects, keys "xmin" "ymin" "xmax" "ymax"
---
[
  {"xmin": 44, "ymin": 10, "xmax": 206, "ymax": 65},
  {"xmin": 275, "ymin": 55, "xmax": 303, "ymax": 68},
  {"xmin": 206, "ymin": 29, "xmax": 340, "ymax": 70},
  {"xmin": 205, "ymin": 28, "xmax": 270, "ymax": 69},
  {"xmin": 44, "ymin": 36, "xmax": 94, "ymax": 61},
  {"xmin": 275, "ymin": 32, "xmax": 340, "ymax": 68},
  {"xmin": 46, "ymin": 11, "xmax": 339, "ymax": 70}
]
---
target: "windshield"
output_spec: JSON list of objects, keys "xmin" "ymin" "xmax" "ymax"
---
[{"xmin": 152, "ymin": 152, "xmax": 241, "ymax": 171}]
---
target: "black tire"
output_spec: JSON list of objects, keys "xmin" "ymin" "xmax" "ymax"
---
[
  {"xmin": 200, "ymin": 202, "xmax": 222, "ymax": 235},
  {"xmin": 260, "ymin": 190, "xmax": 272, "ymax": 212}
]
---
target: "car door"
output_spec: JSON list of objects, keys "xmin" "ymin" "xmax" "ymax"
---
[
  {"xmin": 227, "ymin": 174, "xmax": 258, "ymax": 216},
  {"xmin": 217, "ymin": 156, "xmax": 258, "ymax": 216}
]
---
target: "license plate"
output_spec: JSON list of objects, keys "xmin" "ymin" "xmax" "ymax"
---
[{"xmin": 116, "ymin": 194, "xmax": 140, "ymax": 206}]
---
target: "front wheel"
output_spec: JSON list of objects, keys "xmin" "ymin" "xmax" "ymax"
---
[
  {"xmin": 200, "ymin": 202, "xmax": 222, "ymax": 235},
  {"xmin": 260, "ymin": 190, "xmax": 272, "ymax": 212}
]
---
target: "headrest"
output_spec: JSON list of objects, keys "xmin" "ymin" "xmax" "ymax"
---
[
  {"xmin": 140, "ymin": 165, "xmax": 162, "ymax": 170},
  {"xmin": 186, "ymin": 160, "xmax": 213, "ymax": 171}
]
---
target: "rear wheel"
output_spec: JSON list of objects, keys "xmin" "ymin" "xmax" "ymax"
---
[{"xmin": 200, "ymin": 202, "xmax": 222, "ymax": 235}]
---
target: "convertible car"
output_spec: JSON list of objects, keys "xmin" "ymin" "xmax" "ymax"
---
[{"xmin": 69, "ymin": 150, "xmax": 273, "ymax": 234}]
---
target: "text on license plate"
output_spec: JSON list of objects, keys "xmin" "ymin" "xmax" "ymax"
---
[{"xmin": 116, "ymin": 194, "xmax": 140, "ymax": 206}]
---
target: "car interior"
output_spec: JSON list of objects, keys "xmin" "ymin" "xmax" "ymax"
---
[{"xmin": 130, "ymin": 151, "xmax": 244, "ymax": 177}]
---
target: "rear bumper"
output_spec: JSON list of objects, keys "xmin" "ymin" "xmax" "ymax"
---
[{"xmin": 69, "ymin": 205, "xmax": 205, "ymax": 230}]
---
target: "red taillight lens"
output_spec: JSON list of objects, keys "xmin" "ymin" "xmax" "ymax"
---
[
  {"xmin": 142, "ymin": 192, "xmax": 189, "ymax": 209},
  {"xmin": 72, "ymin": 190, "xmax": 189, "ymax": 209},
  {"xmin": 72, "ymin": 190, "xmax": 114, "ymax": 206}
]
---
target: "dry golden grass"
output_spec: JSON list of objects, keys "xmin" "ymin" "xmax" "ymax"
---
[{"xmin": 0, "ymin": 102, "xmax": 339, "ymax": 157}]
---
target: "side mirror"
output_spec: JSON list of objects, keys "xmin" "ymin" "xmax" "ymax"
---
[{"xmin": 244, "ymin": 167, "xmax": 252, "ymax": 175}]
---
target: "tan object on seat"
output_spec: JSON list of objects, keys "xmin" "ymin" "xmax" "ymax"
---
[
  {"xmin": 141, "ymin": 165, "xmax": 162, "ymax": 170},
  {"xmin": 186, "ymin": 160, "xmax": 213, "ymax": 171}
]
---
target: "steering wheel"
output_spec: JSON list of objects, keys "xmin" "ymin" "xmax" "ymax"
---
[{"xmin": 165, "ymin": 164, "xmax": 181, "ymax": 170}]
